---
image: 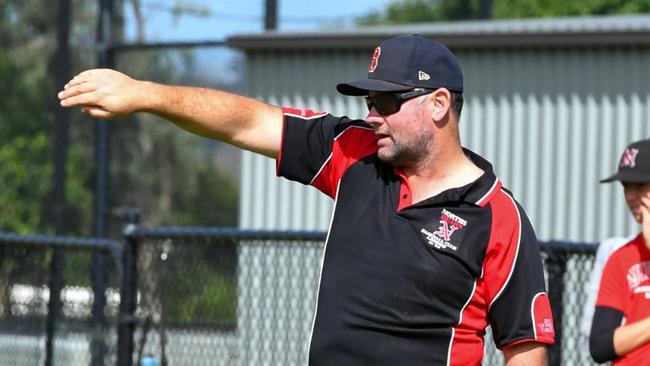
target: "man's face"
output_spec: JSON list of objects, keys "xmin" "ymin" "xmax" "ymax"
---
[
  {"xmin": 365, "ymin": 91, "xmax": 433, "ymax": 168},
  {"xmin": 623, "ymin": 181, "xmax": 650, "ymax": 223}
]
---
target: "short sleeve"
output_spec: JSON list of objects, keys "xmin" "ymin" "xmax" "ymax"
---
[
  {"xmin": 484, "ymin": 192, "xmax": 555, "ymax": 347},
  {"xmin": 595, "ymin": 250, "xmax": 627, "ymax": 312},
  {"xmin": 277, "ymin": 107, "xmax": 376, "ymax": 197}
]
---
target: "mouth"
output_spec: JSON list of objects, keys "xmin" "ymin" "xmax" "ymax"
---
[{"xmin": 375, "ymin": 132, "xmax": 390, "ymax": 143}]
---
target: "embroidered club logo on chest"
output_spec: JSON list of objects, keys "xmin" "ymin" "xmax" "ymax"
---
[
  {"xmin": 627, "ymin": 261, "xmax": 650, "ymax": 299},
  {"xmin": 420, "ymin": 209, "xmax": 467, "ymax": 252}
]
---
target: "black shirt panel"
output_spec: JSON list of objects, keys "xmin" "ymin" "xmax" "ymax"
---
[{"xmin": 278, "ymin": 112, "xmax": 373, "ymax": 191}]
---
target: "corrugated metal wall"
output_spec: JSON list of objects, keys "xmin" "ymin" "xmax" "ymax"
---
[{"xmin": 239, "ymin": 46, "xmax": 650, "ymax": 243}]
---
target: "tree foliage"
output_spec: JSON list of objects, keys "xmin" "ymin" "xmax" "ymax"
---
[
  {"xmin": 358, "ymin": 0, "xmax": 650, "ymax": 24},
  {"xmin": 0, "ymin": 0, "xmax": 92, "ymax": 234},
  {"xmin": 1, "ymin": 0, "xmax": 239, "ymax": 324},
  {"xmin": 0, "ymin": 0, "xmax": 238, "ymax": 236}
]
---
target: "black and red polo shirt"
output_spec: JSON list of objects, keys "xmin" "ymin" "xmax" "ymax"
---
[{"xmin": 277, "ymin": 108, "xmax": 555, "ymax": 365}]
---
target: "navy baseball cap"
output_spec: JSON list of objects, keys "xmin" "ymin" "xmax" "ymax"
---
[
  {"xmin": 601, "ymin": 138, "xmax": 650, "ymax": 183},
  {"xmin": 336, "ymin": 34, "xmax": 463, "ymax": 96}
]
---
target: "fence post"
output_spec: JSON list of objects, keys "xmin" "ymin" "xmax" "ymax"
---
[
  {"xmin": 546, "ymin": 248, "xmax": 566, "ymax": 366},
  {"xmin": 91, "ymin": 0, "xmax": 114, "ymax": 361},
  {"xmin": 45, "ymin": 249, "xmax": 64, "ymax": 366},
  {"xmin": 117, "ymin": 209, "xmax": 140, "ymax": 366}
]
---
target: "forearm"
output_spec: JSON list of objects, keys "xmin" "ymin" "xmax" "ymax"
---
[
  {"xmin": 143, "ymin": 82, "xmax": 283, "ymax": 158},
  {"xmin": 59, "ymin": 69, "xmax": 284, "ymax": 158},
  {"xmin": 613, "ymin": 316, "xmax": 650, "ymax": 356},
  {"xmin": 503, "ymin": 342, "xmax": 547, "ymax": 366}
]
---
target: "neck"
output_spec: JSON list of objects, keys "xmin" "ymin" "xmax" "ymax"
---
[{"xmin": 402, "ymin": 140, "xmax": 484, "ymax": 204}]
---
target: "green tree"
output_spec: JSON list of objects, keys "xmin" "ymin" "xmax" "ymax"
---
[
  {"xmin": 359, "ymin": 0, "xmax": 479, "ymax": 24},
  {"xmin": 358, "ymin": 0, "xmax": 650, "ymax": 24},
  {"xmin": 0, "ymin": 0, "xmax": 238, "ymax": 236},
  {"xmin": 0, "ymin": 0, "xmax": 93, "ymax": 234},
  {"xmin": 1, "ymin": 1, "xmax": 240, "ymax": 329}
]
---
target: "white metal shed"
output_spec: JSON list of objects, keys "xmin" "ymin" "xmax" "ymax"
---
[{"xmin": 230, "ymin": 14, "xmax": 650, "ymax": 243}]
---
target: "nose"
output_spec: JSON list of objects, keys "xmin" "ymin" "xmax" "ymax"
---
[{"xmin": 365, "ymin": 108, "xmax": 384, "ymax": 128}]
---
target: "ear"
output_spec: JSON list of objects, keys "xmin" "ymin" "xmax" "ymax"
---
[{"xmin": 429, "ymin": 88, "xmax": 451, "ymax": 122}]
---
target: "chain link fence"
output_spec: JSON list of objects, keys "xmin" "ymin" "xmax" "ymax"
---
[
  {"xmin": 124, "ymin": 228, "xmax": 324, "ymax": 366},
  {"xmin": 0, "ymin": 232, "xmax": 122, "ymax": 366},
  {"xmin": 124, "ymin": 227, "xmax": 600, "ymax": 366},
  {"xmin": 1, "ymin": 228, "xmax": 603, "ymax": 366}
]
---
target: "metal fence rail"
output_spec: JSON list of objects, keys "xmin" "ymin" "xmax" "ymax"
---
[
  {"xmin": 0, "ymin": 231, "xmax": 122, "ymax": 366},
  {"xmin": 1, "ymin": 228, "xmax": 601, "ymax": 366},
  {"xmin": 121, "ymin": 227, "xmax": 599, "ymax": 366},
  {"xmin": 121, "ymin": 227, "xmax": 326, "ymax": 366}
]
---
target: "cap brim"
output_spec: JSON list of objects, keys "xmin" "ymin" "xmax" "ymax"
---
[
  {"xmin": 336, "ymin": 79, "xmax": 413, "ymax": 96},
  {"xmin": 600, "ymin": 171, "xmax": 650, "ymax": 183}
]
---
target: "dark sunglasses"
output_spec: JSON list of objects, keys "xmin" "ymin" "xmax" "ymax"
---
[{"xmin": 365, "ymin": 88, "xmax": 433, "ymax": 116}]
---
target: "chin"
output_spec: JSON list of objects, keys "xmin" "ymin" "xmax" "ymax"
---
[{"xmin": 377, "ymin": 149, "xmax": 396, "ymax": 163}]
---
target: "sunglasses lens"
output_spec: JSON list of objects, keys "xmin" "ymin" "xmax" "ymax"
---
[
  {"xmin": 366, "ymin": 94, "xmax": 399, "ymax": 115},
  {"xmin": 374, "ymin": 94, "xmax": 399, "ymax": 115},
  {"xmin": 365, "ymin": 97, "xmax": 374, "ymax": 111}
]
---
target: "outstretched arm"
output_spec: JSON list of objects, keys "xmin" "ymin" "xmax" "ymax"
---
[
  {"xmin": 502, "ymin": 342, "xmax": 548, "ymax": 366},
  {"xmin": 58, "ymin": 68, "xmax": 283, "ymax": 158}
]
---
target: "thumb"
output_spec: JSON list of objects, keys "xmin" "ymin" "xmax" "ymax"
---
[{"xmin": 82, "ymin": 107, "xmax": 113, "ymax": 120}]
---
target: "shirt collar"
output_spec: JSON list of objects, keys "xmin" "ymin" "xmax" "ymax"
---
[
  {"xmin": 395, "ymin": 148, "xmax": 502, "ymax": 207},
  {"xmin": 463, "ymin": 149, "xmax": 502, "ymax": 207}
]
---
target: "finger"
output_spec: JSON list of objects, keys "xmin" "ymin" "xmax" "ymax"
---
[
  {"xmin": 59, "ymin": 82, "xmax": 97, "ymax": 100},
  {"xmin": 60, "ymin": 91, "xmax": 101, "ymax": 108},
  {"xmin": 64, "ymin": 75, "xmax": 95, "ymax": 90},
  {"xmin": 640, "ymin": 196, "xmax": 650, "ymax": 223},
  {"xmin": 65, "ymin": 69, "xmax": 103, "ymax": 88},
  {"xmin": 642, "ymin": 195, "xmax": 650, "ymax": 211},
  {"xmin": 64, "ymin": 79, "xmax": 86, "ymax": 91}
]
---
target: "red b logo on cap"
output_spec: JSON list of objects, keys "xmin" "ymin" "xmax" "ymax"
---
[{"xmin": 368, "ymin": 47, "xmax": 381, "ymax": 73}]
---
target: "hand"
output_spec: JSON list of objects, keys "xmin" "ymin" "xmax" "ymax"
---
[
  {"xmin": 58, "ymin": 68, "xmax": 143, "ymax": 119},
  {"xmin": 640, "ymin": 194, "xmax": 650, "ymax": 251}
]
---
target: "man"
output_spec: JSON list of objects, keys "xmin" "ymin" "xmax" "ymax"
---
[
  {"xmin": 591, "ymin": 138, "xmax": 650, "ymax": 365},
  {"xmin": 59, "ymin": 35, "xmax": 554, "ymax": 365}
]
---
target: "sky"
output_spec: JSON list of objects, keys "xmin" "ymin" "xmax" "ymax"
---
[{"xmin": 124, "ymin": 0, "xmax": 396, "ymax": 42}]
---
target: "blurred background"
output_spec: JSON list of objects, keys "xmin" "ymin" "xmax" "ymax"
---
[
  {"xmin": 2, "ymin": 1, "xmax": 650, "ymax": 365},
  {"xmin": 5, "ymin": 0, "xmax": 650, "ymax": 237}
]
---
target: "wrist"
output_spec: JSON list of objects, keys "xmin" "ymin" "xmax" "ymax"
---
[{"xmin": 139, "ymin": 80, "xmax": 167, "ymax": 114}]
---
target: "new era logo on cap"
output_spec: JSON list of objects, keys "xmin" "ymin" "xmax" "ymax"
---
[
  {"xmin": 336, "ymin": 34, "xmax": 463, "ymax": 96},
  {"xmin": 601, "ymin": 138, "xmax": 650, "ymax": 183}
]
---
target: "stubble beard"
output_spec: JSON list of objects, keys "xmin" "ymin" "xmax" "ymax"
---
[{"xmin": 377, "ymin": 131, "xmax": 433, "ymax": 168}]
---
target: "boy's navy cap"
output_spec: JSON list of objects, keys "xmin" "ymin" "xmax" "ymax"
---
[
  {"xmin": 601, "ymin": 138, "xmax": 650, "ymax": 183},
  {"xmin": 336, "ymin": 34, "xmax": 463, "ymax": 96}
]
